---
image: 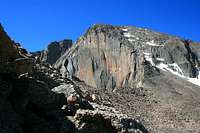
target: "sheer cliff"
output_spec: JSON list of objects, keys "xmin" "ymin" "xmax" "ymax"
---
[{"xmin": 55, "ymin": 24, "xmax": 200, "ymax": 89}]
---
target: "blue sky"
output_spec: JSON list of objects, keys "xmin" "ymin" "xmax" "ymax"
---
[{"xmin": 0, "ymin": 0, "xmax": 199, "ymax": 51}]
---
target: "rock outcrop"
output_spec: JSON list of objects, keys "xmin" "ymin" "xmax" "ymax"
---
[
  {"xmin": 0, "ymin": 24, "xmax": 19, "ymax": 59},
  {"xmin": 53, "ymin": 24, "xmax": 200, "ymax": 132},
  {"xmin": 0, "ymin": 24, "xmax": 33, "ymax": 74},
  {"xmin": 31, "ymin": 39, "xmax": 72, "ymax": 65},
  {"xmin": 55, "ymin": 24, "xmax": 200, "ymax": 89},
  {"xmin": 0, "ymin": 24, "xmax": 70, "ymax": 133}
]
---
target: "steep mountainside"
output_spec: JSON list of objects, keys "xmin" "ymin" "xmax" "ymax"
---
[
  {"xmin": 54, "ymin": 24, "xmax": 200, "ymax": 132},
  {"xmin": 55, "ymin": 24, "xmax": 200, "ymax": 89}
]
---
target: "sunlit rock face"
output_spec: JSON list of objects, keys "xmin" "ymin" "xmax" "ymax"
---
[
  {"xmin": 55, "ymin": 24, "xmax": 200, "ymax": 89},
  {"xmin": 55, "ymin": 25, "xmax": 144, "ymax": 89}
]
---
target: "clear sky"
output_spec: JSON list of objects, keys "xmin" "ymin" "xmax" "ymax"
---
[{"xmin": 0, "ymin": 0, "xmax": 199, "ymax": 51}]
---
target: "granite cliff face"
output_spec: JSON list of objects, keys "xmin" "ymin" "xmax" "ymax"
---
[{"xmin": 55, "ymin": 24, "xmax": 200, "ymax": 89}]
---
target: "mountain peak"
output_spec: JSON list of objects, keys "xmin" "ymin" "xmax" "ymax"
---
[{"xmin": 1, "ymin": 23, "xmax": 200, "ymax": 132}]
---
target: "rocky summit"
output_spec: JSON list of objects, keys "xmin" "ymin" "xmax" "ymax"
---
[
  {"xmin": 55, "ymin": 24, "xmax": 200, "ymax": 89},
  {"xmin": 1, "ymin": 23, "xmax": 200, "ymax": 133}
]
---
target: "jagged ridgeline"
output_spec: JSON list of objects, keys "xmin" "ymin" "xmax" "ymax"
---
[{"xmin": 0, "ymin": 24, "xmax": 33, "ymax": 74}]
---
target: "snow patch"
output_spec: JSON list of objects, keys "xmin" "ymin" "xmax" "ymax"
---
[
  {"xmin": 156, "ymin": 58, "xmax": 165, "ymax": 62},
  {"xmin": 123, "ymin": 30, "xmax": 140, "ymax": 42},
  {"xmin": 156, "ymin": 63, "xmax": 185, "ymax": 78},
  {"xmin": 188, "ymin": 77, "xmax": 200, "ymax": 86},
  {"xmin": 188, "ymin": 66, "xmax": 200, "ymax": 86},
  {"xmin": 136, "ymin": 37, "xmax": 140, "ymax": 40},
  {"xmin": 146, "ymin": 40, "xmax": 162, "ymax": 47},
  {"xmin": 143, "ymin": 52, "xmax": 154, "ymax": 65},
  {"xmin": 168, "ymin": 63, "xmax": 185, "ymax": 76},
  {"xmin": 143, "ymin": 53, "xmax": 200, "ymax": 87},
  {"xmin": 122, "ymin": 28, "xmax": 128, "ymax": 32},
  {"xmin": 128, "ymin": 39, "xmax": 134, "ymax": 42},
  {"xmin": 157, "ymin": 62, "xmax": 200, "ymax": 87},
  {"xmin": 143, "ymin": 53, "xmax": 183, "ymax": 77},
  {"xmin": 124, "ymin": 32, "xmax": 135, "ymax": 38},
  {"xmin": 143, "ymin": 52, "xmax": 151, "ymax": 56}
]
